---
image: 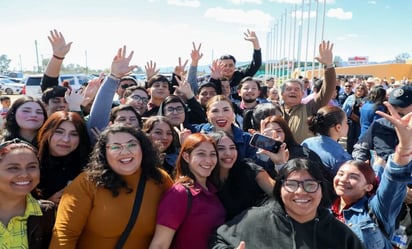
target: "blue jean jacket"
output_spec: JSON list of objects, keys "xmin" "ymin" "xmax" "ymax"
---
[
  {"xmin": 192, "ymin": 123, "xmax": 256, "ymax": 161},
  {"xmin": 341, "ymin": 154, "xmax": 412, "ymax": 249}
]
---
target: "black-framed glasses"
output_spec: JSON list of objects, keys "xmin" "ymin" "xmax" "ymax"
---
[
  {"xmin": 344, "ymin": 85, "xmax": 352, "ymax": 88},
  {"xmin": 165, "ymin": 106, "xmax": 185, "ymax": 114},
  {"xmin": 282, "ymin": 179, "xmax": 321, "ymax": 193},
  {"xmin": 129, "ymin": 95, "xmax": 149, "ymax": 104},
  {"xmin": 106, "ymin": 140, "xmax": 140, "ymax": 154}
]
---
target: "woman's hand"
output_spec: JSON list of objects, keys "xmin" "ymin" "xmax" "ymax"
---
[
  {"xmin": 173, "ymin": 124, "xmax": 192, "ymax": 146},
  {"xmin": 110, "ymin": 46, "xmax": 137, "ymax": 78},
  {"xmin": 48, "ymin": 29, "xmax": 72, "ymax": 58},
  {"xmin": 376, "ymin": 101, "xmax": 412, "ymax": 165}
]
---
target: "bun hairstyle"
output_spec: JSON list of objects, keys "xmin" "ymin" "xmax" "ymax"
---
[{"xmin": 308, "ymin": 106, "xmax": 346, "ymax": 136}]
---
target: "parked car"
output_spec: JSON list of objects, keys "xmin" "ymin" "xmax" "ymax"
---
[
  {"xmin": 0, "ymin": 78, "xmax": 24, "ymax": 95},
  {"xmin": 23, "ymin": 74, "xmax": 90, "ymax": 98}
]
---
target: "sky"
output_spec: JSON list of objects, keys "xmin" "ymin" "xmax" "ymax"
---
[{"xmin": 0, "ymin": 0, "xmax": 411, "ymax": 72}]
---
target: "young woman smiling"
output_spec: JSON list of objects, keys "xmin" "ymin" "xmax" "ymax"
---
[{"xmin": 148, "ymin": 133, "xmax": 225, "ymax": 249}]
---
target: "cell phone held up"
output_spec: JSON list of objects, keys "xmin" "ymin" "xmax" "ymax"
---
[{"xmin": 249, "ymin": 133, "xmax": 282, "ymax": 153}]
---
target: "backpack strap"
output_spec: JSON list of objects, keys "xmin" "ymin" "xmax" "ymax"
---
[{"xmin": 115, "ymin": 176, "xmax": 146, "ymax": 249}]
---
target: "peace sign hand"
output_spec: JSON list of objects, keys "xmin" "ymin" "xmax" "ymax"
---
[
  {"xmin": 173, "ymin": 123, "xmax": 192, "ymax": 146},
  {"xmin": 174, "ymin": 73, "xmax": 194, "ymax": 99}
]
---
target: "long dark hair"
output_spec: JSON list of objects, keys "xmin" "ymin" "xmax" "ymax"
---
[
  {"xmin": 273, "ymin": 158, "xmax": 330, "ymax": 208},
  {"xmin": 2, "ymin": 96, "xmax": 47, "ymax": 143},
  {"xmin": 86, "ymin": 125, "xmax": 163, "ymax": 197},
  {"xmin": 37, "ymin": 111, "xmax": 90, "ymax": 164},
  {"xmin": 261, "ymin": 115, "xmax": 299, "ymax": 148}
]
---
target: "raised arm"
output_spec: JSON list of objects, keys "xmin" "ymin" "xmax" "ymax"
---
[
  {"xmin": 312, "ymin": 41, "xmax": 336, "ymax": 108},
  {"xmin": 41, "ymin": 29, "xmax": 73, "ymax": 91},
  {"xmin": 87, "ymin": 46, "xmax": 137, "ymax": 144},
  {"xmin": 188, "ymin": 42, "xmax": 203, "ymax": 94}
]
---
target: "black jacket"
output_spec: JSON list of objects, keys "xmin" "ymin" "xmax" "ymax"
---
[
  {"xmin": 352, "ymin": 117, "xmax": 397, "ymax": 162},
  {"xmin": 209, "ymin": 200, "xmax": 365, "ymax": 249},
  {"xmin": 27, "ymin": 200, "xmax": 56, "ymax": 249}
]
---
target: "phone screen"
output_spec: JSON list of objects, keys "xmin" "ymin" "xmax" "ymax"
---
[{"xmin": 250, "ymin": 133, "xmax": 282, "ymax": 153}]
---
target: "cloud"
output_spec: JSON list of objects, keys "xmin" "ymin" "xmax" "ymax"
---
[
  {"xmin": 368, "ymin": 1, "xmax": 377, "ymax": 4},
  {"xmin": 204, "ymin": 7, "xmax": 273, "ymax": 31},
  {"xmin": 327, "ymin": 8, "xmax": 352, "ymax": 20},
  {"xmin": 227, "ymin": 0, "xmax": 262, "ymax": 4},
  {"xmin": 167, "ymin": 0, "xmax": 200, "ymax": 7}
]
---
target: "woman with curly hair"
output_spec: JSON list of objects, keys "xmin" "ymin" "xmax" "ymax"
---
[{"xmin": 50, "ymin": 125, "xmax": 173, "ymax": 249}]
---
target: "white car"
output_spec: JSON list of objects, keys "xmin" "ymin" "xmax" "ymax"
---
[
  {"xmin": 23, "ymin": 74, "xmax": 90, "ymax": 98},
  {"xmin": 0, "ymin": 78, "xmax": 24, "ymax": 95}
]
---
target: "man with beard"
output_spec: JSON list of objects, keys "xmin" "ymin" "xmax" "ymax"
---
[
  {"xmin": 237, "ymin": 76, "xmax": 268, "ymax": 111},
  {"xmin": 280, "ymin": 41, "xmax": 335, "ymax": 143},
  {"xmin": 237, "ymin": 76, "xmax": 269, "ymax": 131}
]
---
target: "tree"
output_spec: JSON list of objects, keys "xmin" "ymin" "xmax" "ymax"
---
[
  {"xmin": 0, "ymin": 54, "xmax": 11, "ymax": 73},
  {"xmin": 395, "ymin": 52, "xmax": 410, "ymax": 63}
]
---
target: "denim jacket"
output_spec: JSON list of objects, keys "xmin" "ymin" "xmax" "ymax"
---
[
  {"xmin": 340, "ymin": 154, "xmax": 412, "ymax": 249},
  {"xmin": 192, "ymin": 123, "xmax": 256, "ymax": 161}
]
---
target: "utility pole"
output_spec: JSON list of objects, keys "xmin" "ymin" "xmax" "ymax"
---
[
  {"xmin": 85, "ymin": 50, "xmax": 88, "ymax": 74},
  {"xmin": 35, "ymin": 40, "xmax": 40, "ymax": 73}
]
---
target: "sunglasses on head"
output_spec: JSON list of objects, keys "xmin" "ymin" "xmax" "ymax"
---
[{"xmin": 121, "ymin": 84, "xmax": 136, "ymax": 89}]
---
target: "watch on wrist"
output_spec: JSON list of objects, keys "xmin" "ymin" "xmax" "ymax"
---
[{"xmin": 324, "ymin": 64, "xmax": 335, "ymax": 69}]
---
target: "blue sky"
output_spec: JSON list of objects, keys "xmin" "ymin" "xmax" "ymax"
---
[{"xmin": 0, "ymin": 0, "xmax": 410, "ymax": 72}]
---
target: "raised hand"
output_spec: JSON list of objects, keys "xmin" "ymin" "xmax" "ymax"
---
[
  {"xmin": 376, "ymin": 101, "xmax": 412, "ymax": 165},
  {"xmin": 174, "ymin": 57, "xmax": 188, "ymax": 76},
  {"xmin": 145, "ymin": 60, "xmax": 160, "ymax": 81},
  {"xmin": 244, "ymin": 29, "xmax": 260, "ymax": 49},
  {"xmin": 174, "ymin": 73, "xmax": 194, "ymax": 99},
  {"xmin": 209, "ymin": 59, "xmax": 224, "ymax": 80},
  {"xmin": 190, "ymin": 42, "xmax": 203, "ymax": 65},
  {"xmin": 81, "ymin": 73, "xmax": 104, "ymax": 107},
  {"xmin": 314, "ymin": 40, "xmax": 334, "ymax": 66},
  {"xmin": 110, "ymin": 46, "xmax": 137, "ymax": 78},
  {"xmin": 65, "ymin": 88, "xmax": 84, "ymax": 112},
  {"xmin": 173, "ymin": 123, "xmax": 192, "ymax": 146},
  {"xmin": 48, "ymin": 29, "xmax": 73, "ymax": 58}
]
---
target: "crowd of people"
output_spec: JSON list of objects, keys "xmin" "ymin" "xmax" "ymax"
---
[{"xmin": 1, "ymin": 28, "xmax": 412, "ymax": 249}]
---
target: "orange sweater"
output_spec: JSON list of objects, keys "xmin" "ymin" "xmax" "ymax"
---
[{"xmin": 49, "ymin": 169, "xmax": 173, "ymax": 249}]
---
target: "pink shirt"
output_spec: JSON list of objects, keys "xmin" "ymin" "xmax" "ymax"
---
[{"xmin": 156, "ymin": 181, "xmax": 225, "ymax": 249}]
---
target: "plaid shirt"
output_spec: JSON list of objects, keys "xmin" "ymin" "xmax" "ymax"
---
[{"xmin": 0, "ymin": 194, "xmax": 43, "ymax": 249}]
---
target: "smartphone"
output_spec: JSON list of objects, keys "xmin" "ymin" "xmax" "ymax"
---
[{"xmin": 249, "ymin": 133, "xmax": 282, "ymax": 153}]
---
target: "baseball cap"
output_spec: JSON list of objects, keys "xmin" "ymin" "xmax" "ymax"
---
[{"xmin": 388, "ymin": 85, "xmax": 412, "ymax": 107}]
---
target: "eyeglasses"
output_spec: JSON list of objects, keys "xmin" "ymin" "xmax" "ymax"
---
[
  {"xmin": 282, "ymin": 179, "xmax": 321, "ymax": 193},
  {"xmin": 121, "ymin": 84, "xmax": 136, "ymax": 89},
  {"xmin": 129, "ymin": 95, "xmax": 149, "ymax": 104},
  {"xmin": 344, "ymin": 85, "xmax": 352, "ymax": 88},
  {"xmin": 165, "ymin": 106, "xmax": 185, "ymax": 114},
  {"xmin": 106, "ymin": 140, "xmax": 140, "ymax": 154}
]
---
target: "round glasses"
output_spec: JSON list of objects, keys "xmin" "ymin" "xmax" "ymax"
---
[
  {"xmin": 165, "ymin": 106, "xmax": 185, "ymax": 114},
  {"xmin": 106, "ymin": 140, "xmax": 140, "ymax": 154},
  {"xmin": 129, "ymin": 95, "xmax": 149, "ymax": 104},
  {"xmin": 282, "ymin": 179, "xmax": 321, "ymax": 193}
]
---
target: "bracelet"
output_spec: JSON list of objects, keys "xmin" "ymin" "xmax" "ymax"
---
[
  {"xmin": 108, "ymin": 73, "xmax": 121, "ymax": 80},
  {"xmin": 53, "ymin": 54, "xmax": 65, "ymax": 60},
  {"xmin": 396, "ymin": 145, "xmax": 412, "ymax": 157},
  {"xmin": 324, "ymin": 64, "xmax": 335, "ymax": 69}
]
